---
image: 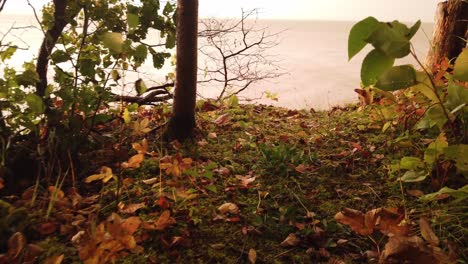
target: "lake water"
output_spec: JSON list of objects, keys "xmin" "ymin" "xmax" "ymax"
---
[{"xmin": 0, "ymin": 15, "xmax": 433, "ymax": 110}]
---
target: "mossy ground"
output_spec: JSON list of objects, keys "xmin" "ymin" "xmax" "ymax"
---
[{"xmin": 0, "ymin": 102, "xmax": 462, "ymax": 263}]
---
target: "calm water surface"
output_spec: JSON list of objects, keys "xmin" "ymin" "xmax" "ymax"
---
[{"xmin": 0, "ymin": 15, "xmax": 433, "ymax": 110}]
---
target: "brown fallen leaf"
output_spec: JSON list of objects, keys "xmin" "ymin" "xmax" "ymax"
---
[
  {"xmin": 214, "ymin": 113, "xmax": 230, "ymax": 125},
  {"xmin": 142, "ymin": 210, "xmax": 176, "ymax": 231},
  {"xmin": 380, "ymin": 235, "xmax": 437, "ymax": 264},
  {"xmin": 7, "ymin": 232, "xmax": 26, "ymax": 260},
  {"xmin": 85, "ymin": 166, "xmax": 115, "ymax": 183},
  {"xmin": 118, "ymin": 202, "xmax": 146, "ymax": 214},
  {"xmin": 334, "ymin": 208, "xmax": 373, "ymax": 235},
  {"xmin": 419, "ymin": 217, "xmax": 439, "ymax": 246},
  {"xmin": 121, "ymin": 217, "xmax": 142, "ymax": 236},
  {"xmin": 37, "ymin": 222, "xmax": 58, "ymax": 235},
  {"xmin": 248, "ymin": 248, "xmax": 257, "ymax": 264},
  {"xmin": 48, "ymin": 186, "xmax": 65, "ymax": 199},
  {"xmin": 407, "ymin": 189, "xmax": 424, "ymax": 197},
  {"xmin": 236, "ymin": 175, "xmax": 256, "ymax": 187},
  {"xmin": 280, "ymin": 233, "xmax": 300, "ymax": 247},
  {"xmin": 43, "ymin": 254, "xmax": 64, "ymax": 264},
  {"xmin": 218, "ymin": 203, "xmax": 240, "ymax": 214},
  {"xmin": 142, "ymin": 177, "xmax": 159, "ymax": 185}
]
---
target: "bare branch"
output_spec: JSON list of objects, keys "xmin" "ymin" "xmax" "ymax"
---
[{"xmin": 198, "ymin": 9, "xmax": 285, "ymax": 101}]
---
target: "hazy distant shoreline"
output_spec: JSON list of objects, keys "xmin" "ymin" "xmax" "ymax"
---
[{"xmin": 0, "ymin": 15, "xmax": 434, "ymax": 110}]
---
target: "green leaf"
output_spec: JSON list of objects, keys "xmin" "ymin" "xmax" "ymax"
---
[
  {"xmin": 16, "ymin": 69, "xmax": 39, "ymax": 87},
  {"xmin": 453, "ymin": 49, "xmax": 468, "ymax": 81},
  {"xmin": 205, "ymin": 184, "xmax": 217, "ymax": 193},
  {"xmin": 101, "ymin": 32, "xmax": 123, "ymax": 54},
  {"xmin": 407, "ymin": 20, "xmax": 421, "ymax": 40},
  {"xmin": 400, "ymin": 156, "xmax": 424, "ymax": 170},
  {"xmin": 152, "ymin": 53, "xmax": 166, "ymax": 69},
  {"xmin": 0, "ymin": 46, "xmax": 17, "ymax": 61},
  {"xmin": 361, "ymin": 49, "xmax": 395, "ymax": 86},
  {"xmin": 111, "ymin": 70, "xmax": 120, "ymax": 82},
  {"xmin": 375, "ymin": 65, "xmax": 417, "ymax": 91},
  {"xmin": 134, "ymin": 44, "xmax": 148, "ymax": 63},
  {"xmin": 446, "ymin": 81, "xmax": 468, "ymax": 112},
  {"xmin": 424, "ymin": 133, "xmax": 448, "ymax": 165},
  {"xmin": 421, "ymin": 185, "xmax": 468, "ymax": 202},
  {"xmin": 348, "ymin": 16, "xmax": 380, "ymax": 60},
  {"xmin": 25, "ymin": 94, "xmax": 45, "ymax": 114},
  {"xmin": 368, "ymin": 23, "xmax": 411, "ymax": 58},
  {"xmin": 123, "ymin": 108, "xmax": 131, "ymax": 124},
  {"xmin": 410, "ymin": 71, "xmax": 438, "ymax": 103},
  {"xmin": 399, "ymin": 170, "xmax": 427, "ymax": 182},
  {"xmin": 127, "ymin": 12, "xmax": 139, "ymax": 31},
  {"xmin": 426, "ymin": 104, "xmax": 449, "ymax": 130},
  {"xmin": 163, "ymin": 2, "xmax": 175, "ymax": 16},
  {"xmin": 445, "ymin": 145, "xmax": 468, "ymax": 176},
  {"xmin": 50, "ymin": 50, "xmax": 71, "ymax": 63},
  {"xmin": 135, "ymin": 79, "xmax": 147, "ymax": 95}
]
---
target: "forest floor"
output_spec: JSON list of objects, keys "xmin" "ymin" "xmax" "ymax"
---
[{"xmin": 0, "ymin": 102, "xmax": 463, "ymax": 263}]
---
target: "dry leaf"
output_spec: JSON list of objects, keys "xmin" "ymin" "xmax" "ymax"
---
[
  {"xmin": 407, "ymin": 189, "xmax": 424, "ymax": 197},
  {"xmin": 380, "ymin": 235, "xmax": 435, "ymax": 264},
  {"xmin": 208, "ymin": 132, "xmax": 217, "ymax": 139},
  {"xmin": 132, "ymin": 118, "xmax": 152, "ymax": 135},
  {"xmin": 85, "ymin": 166, "xmax": 114, "ymax": 183},
  {"xmin": 280, "ymin": 233, "xmax": 300, "ymax": 247},
  {"xmin": 7, "ymin": 232, "xmax": 26, "ymax": 260},
  {"xmin": 132, "ymin": 138, "xmax": 148, "ymax": 154},
  {"xmin": 37, "ymin": 222, "xmax": 58, "ymax": 235},
  {"xmin": 419, "ymin": 217, "xmax": 439, "ymax": 246},
  {"xmin": 235, "ymin": 175, "xmax": 256, "ymax": 187},
  {"xmin": 294, "ymin": 164, "xmax": 307, "ymax": 173},
  {"xmin": 160, "ymin": 154, "xmax": 192, "ymax": 177},
  {"xmin": 121, "ymin": 217, "xmax": 142, "ymax": 235},
  {"xmin": 214, "ymin": 113, "xmax": 230, "ymax": 125},
  {"xmin": 121, "ymin": 153, "xmax": 145, "ymax": 169},
  {"xmin": 71, "ymin": 231, "xmax": 86, "ymax": 244},
  {"xmin": 218, "ymin": 203, "xmax": 240, "ymax": 214},
  {"xmin": 334, "ymin": 208, "xmax": 372, "ymax": 235},
  {"xmin": 142, "ymin": 210, "xmax": 176, "ymax": 231},
  {"xmin": 118, "ymin": 202, "xmax": 145, "ymax": 214},
  {"xmin": 142, "ymin": 177, "xmax": 159, "ymax": 185},
  {"xmin": 43, "ymin": 254, "xmax": 64, "ymax": 264},
  {"xmin": 48, "ymin": 186, "xmax": 65, "ymax": 199},
  {"xmin": 248, "ymin": 248, "xmax": 257, "ymax": 264}
]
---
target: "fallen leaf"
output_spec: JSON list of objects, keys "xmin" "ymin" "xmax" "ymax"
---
[
  {"xmin": 142, "ymin": 210, "xmax": 175, "ymax": 231},
  {"xmin": 334, "ymin": 208, "xmax": 372, "ymax": 235},
  {"xmin": 0, "ymin": 177, "xmax": 4, "ymax": 190},
  {"xmin": 118, "ymin": 202, "xmax": 145, "ymax": 214},
  {"xmin": 85, "ymin": 166, "xmax": 115, "ymax": 183},
  {"xmin": 294, "ymin": 164, "xmax": 307, "ymax": 173},
  {"xmin": 235, "ymin": 175, "xmax": 256, "ymax": 187},
  {"xmin": 132, "ymin": 138, "xmax": 148, "ymax": 154},
  {"xmin": 280, "ymin": 233, "xmax": 300, "ymax": 247},
  {"xmin": 419, "ymin": 217, "xmax": 439, "ymax": 246},
  {"xmin": 43, "ymin": 254, "xmax": 64, "ymax": 264},
  {"xmin": 7, "ymin": 232, "xmax": 26, "ymax": 260},
  {"xmin": 218, "ymin": 203, "xmax": 240, "ymax": 214},
  {"xmin": 156, "ymin": 196, "xmax": 171, "ymax": 209},
  {"xmin": 142, "ymin": 177, "xmax": 159, "ymax": 185},
  {"xmin": 121, "ymin": 153, "xmax": 145, "ymax": 169},
  {"xmin": 71, "ymin": 231, "xmax": 86, "ymax": 244},
  {"xmin": 208, "ymin": 132, "xmax": 217, "ymax": 139},
  {"xmin": 37, "ymin": 222, "xmax": 58, "ymax": 235},
  {"xmin": 407, "ymin": 189, "xmax": 424, "ymax": 197},
  {"xmin": 214, "ymin": 113, "xmax": 230, "ymax": 125},
  {"xmin": 121, "ymin": 217, "xmax": 142, "ymax": 235},
  {"xmin": 48, "ymin": 186, "xmax": 65, "ymax": 199},
  {"xmin": 380, "ymin": 235, "xmax": 437, "ymax": 264},
  {"xmin": 248, "ymin": 248, "xmax": 257, "ymax": 264}
]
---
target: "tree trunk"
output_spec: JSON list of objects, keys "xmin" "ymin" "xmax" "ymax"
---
[
  {"xmin": 425, "ymin": 0, "xmax": 468, "ymax": 71},
  {"xmin": 165, "ymin": 0, "xmax": 198, "ymax": 141},
  {"xmin": 36, "ymin": 0, "xmax": 79, "ymax": 97}
]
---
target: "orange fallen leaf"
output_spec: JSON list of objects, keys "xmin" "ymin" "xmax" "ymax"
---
[
  {"xmin": 335, "ymin": 208, "xmax": 372, "ymax": 235},
  {"xmin": 235, "ymin": 175, "xmax": 256, "ymax": 187},
  {"xmin": 48, "ymin": 186, "xmax": 65, "ymax": 199},
  {"xmin": 85, "ymin": 166, "xmax": 115, "ymax": 183},
  {"xmin": 280, "ymin": 233, "xmax": 300, "ymax": 247},
  {"xmin": 121, "ymin": 217, "xmax": 142, "ymax": 236},
  {"xmin": 141, "ymin": 210, "xmax": 176, "ymax": 231},
  {"xmin": 43, "ymin": 254, "xmax": 64, "ymax": 264},
  {"xmin": 419, "ymin": 217, "xmax": 439, "ymax": 246},
  {"xmin": 218, "ymin": 203, "xmax": 240, "ymax": 214},
  {"xmin": 121, "ymin": 153, "xmax": 145, "ymax": 169},
  {"xmin": 118, "ymin": 202, "xmax": 145, "ymax": 214},
  {"xmin": 214, "ymin": 113, "xmax": 230, "ymax": 125},
  {"xmin": 248, "ymin": 248, "xmax": 257, "ymax": 264}
]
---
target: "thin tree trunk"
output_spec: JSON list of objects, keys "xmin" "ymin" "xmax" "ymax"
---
[
  {"xmin": 36, "ymin": 0, "xmax": 79, "ymax": 97},
  {"xmin": 425, "ymin": 0, "xmax": 468, "ymax": 70},
  {"xmin": 165, "ymin": 0, "xmax": 198, "ymax": 141}
]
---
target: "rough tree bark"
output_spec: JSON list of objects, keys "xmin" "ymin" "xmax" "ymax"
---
[
  {"xmin": 36, "ymin": 0, "xmax": 80, "ymax": 97},
  {"xmin": 164, "ymin": 0, "xmax": 199, "ymax": 141},
  {"xmin": 425, "ymin": 0, "xmax": 468, "ymax": 70}
]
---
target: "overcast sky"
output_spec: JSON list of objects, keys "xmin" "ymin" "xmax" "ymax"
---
[{"xmin": 2, "ymin": 0, "xmax": 440, "ymax": 22}]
